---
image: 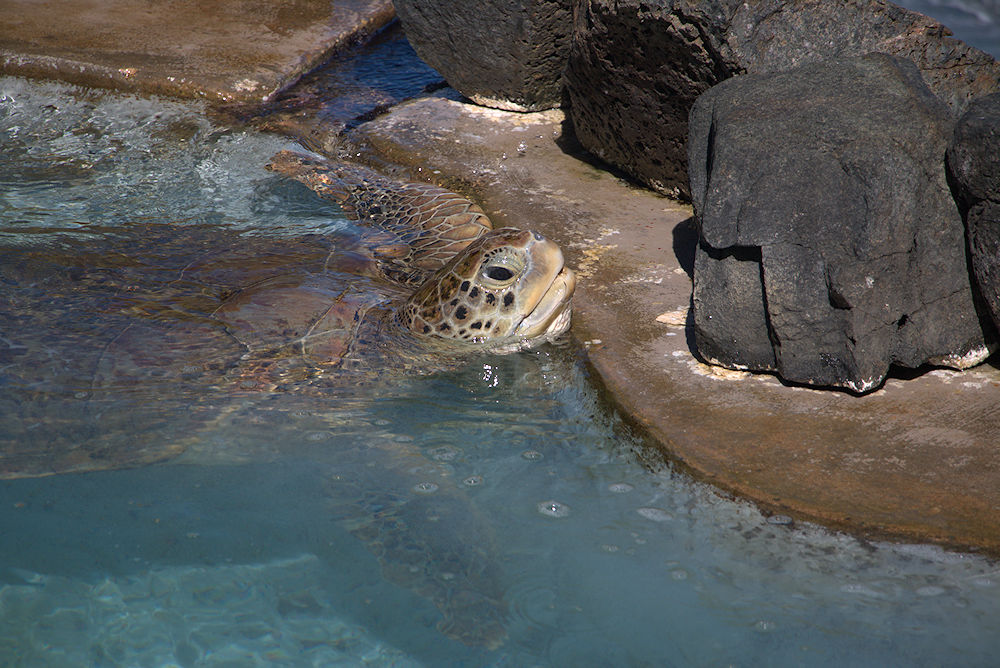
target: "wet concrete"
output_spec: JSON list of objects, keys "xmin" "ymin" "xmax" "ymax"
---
[
  {"xmin": 327, "ymin": 97, "xmax": 1000, "ymax": 556},
  {"xmin": 3, "ymin": 4, "xmax": 999, "ymax": 556},
  {"xmin": 0, "ymin": 0, "xmax": 394, "ymax": 106}
]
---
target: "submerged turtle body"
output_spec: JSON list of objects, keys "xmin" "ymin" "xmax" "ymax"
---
[
  {"xmin": 0, "ymin": 151, "xmax": 577, "ymax": 649},
  {"xmin": 0, "ymin": 151, "xmax": 577, "ymax": 470}
]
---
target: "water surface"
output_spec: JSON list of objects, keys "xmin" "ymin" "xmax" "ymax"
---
[
  {"xmin": 899, "ymin": 0, "xmax": 1000, "ymax": 56},
  {"xmin": 2, "ymin": 78, "xmax": 1000, "ymax": 666}
]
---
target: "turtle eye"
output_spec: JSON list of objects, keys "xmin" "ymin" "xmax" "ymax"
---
[
  {"xmin": 485, "ymin": 266, "xmax": 514, "ymax": 281},
  {"xmin": 480, "ymin": 262, "xmax": 519, "ymax": 288},
  {"xmin": 478, "ymin": 247, "xmax": 526, "ymax": 288}
]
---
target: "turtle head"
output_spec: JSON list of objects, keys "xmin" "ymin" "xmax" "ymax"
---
[{"xmin": 402, "ymin": 228, "xmax": 576, "ymax": 352}]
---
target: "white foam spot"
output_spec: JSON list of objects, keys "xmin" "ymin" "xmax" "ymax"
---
[
  {"xmin": 637, "ymin": 507, "xmax": 673, "ymax": 522},
  {"xmin": 412, "ymin": 482, "xmax": 438, "ymax": 494}
]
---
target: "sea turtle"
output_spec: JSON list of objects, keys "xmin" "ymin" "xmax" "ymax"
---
[
  {"xmin": 0, "ymin": 151, "xmax": 577, "ymax": 648},
  {"xmin": 218, "ymin": 150, "xmax": 576, "ymax": 383},
  {"xmin": 1, "ymin": 151, "xmax": 576, "ymax": 472}
]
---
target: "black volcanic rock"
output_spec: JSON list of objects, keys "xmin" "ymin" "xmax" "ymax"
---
[
  {"xmin": 563, "ymin": 0, "xmax": 1000, "ymax": 198},
  {"xmin": 948, "ymin": 92, "xmax": 1000, "ymax": 332},
  {"xmin": 394, "ymin": 0, "xmax": 573, "ymax": 112},
  {"xmin": 688, "ymin": 54, "xmax": 992, "ymax": 392}
]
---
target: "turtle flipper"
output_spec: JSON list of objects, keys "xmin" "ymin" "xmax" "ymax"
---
[
  {"xmin": 267, "ymin": 151, "xmax": 494, "ymax": 285},
  {"xmin": 326, "ymin": 443, "xmax": 508, "ymax": 649}
]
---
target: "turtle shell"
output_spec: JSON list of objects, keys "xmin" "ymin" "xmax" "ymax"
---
[
  {"xmin": 0, "ymin": 226, "xmax": 350, "ymax": 477},
  {"xmin": 0, "ymin": 154, "xmax": 505, "ymax": 477},
  {"xmin": 0, "ymin": 223, "xmax": 510, "ymax": 647}
]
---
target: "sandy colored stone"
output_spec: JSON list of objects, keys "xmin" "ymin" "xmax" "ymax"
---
[
  {"xmin": 340, "ymin": 96, "xmax": 1000, "ymax": 556},
  {"xmin": 0, "ymin": 0, "xmax": 395, "ymax": 105}
]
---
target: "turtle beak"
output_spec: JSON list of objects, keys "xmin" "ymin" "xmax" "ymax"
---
[
  {"xmin": 517, "ymin": 265, "xmax": 575, "ymax": 339},
  {"xmin": 514, "ymin": 238, "xmax": 576, "ymax": 341}
]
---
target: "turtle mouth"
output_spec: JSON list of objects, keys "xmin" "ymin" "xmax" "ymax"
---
[{"xmin": 514, "ymin": 264, "xmax": 576, "ymax": 342}]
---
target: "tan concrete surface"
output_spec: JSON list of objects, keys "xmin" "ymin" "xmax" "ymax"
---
[
  {"xmin": 332, "ymin": 96, "xmax": 1000, "ymax": 556},
  {"xmin": 0, "ymin": 0, "xmax": 394, "ymax": 105}
]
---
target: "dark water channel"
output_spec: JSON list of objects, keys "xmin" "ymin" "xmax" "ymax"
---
[{"xmin": 2, "ymin": 11, "xmax": 1000, "ymax": 665}]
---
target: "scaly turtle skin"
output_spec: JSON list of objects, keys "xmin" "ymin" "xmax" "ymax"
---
[
  {"xmin": 0, "ymin": 152, "xmax": 577, "ymax": 649},
  {"xmin": 237, "ymin": 151, "xmax": 576, "ymax": 363}
]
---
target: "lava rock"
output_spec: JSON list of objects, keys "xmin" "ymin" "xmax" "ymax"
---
[
  {"xmin": 688, "ymin": 54, "xmax": 992, "ymax": 393},
  {"xmin": 394, "ymin": 0, "xmax": 573, "ymax": 111},
  {"xmin": 691, "ymin": 244, "xmax": 775, "ymax": 371},
  {"xmin": 563, "ymin": 0, "xmax": 1000, "ymax": 199},
  {"xmin": 948, "ymin": 93, "xmax": 1000, "ymax": 331},
  {"xmin": 563, "ymin": 0, "xmax": 739, "ymax": 199}
]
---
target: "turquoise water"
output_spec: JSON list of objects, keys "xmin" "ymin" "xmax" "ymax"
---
[{"xmin": 3, "ymin": 78, "xmax": 1000, "ymax": 666}]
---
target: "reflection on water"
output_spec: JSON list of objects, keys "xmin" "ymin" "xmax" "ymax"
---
[
  {"xmin": 255, "ymin": 22, "xmax": 447, "ymax": 142},
  {"xmin": 3, "ymin": 77, "xmax": 1000, "ymax": 666},
  {"xmin": 897, "ymin": 0, "xmax": 1000, "ymax": 57}
]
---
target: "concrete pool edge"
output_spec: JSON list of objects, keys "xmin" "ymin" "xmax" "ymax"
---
[
  {"xmin": 330, "ymin": 96, "xmax": 1000, "ymax": 558},
  {"xmin": 0, "ymin": 0, "xmax": 396, "ymax": 106}
]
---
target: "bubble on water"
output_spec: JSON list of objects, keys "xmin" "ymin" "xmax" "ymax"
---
[
  {"xmin": 670, "ymin": 568, "xmax": 689, "ymax": 581},
  {"xmin": 463, "ymin": 475, "xmax": 483, "ymax": 487},
  {"xmin": 766, "ymin": 514, "xmax": 793, "ymax": 526},
  {"xmin": 521, "ymin": 450, "xmax": 544, "ymax": 461},
  {"xmin": 754, "ymin": 620, "xmax": 777, "ymax": 633},
  {"xmin": 372, "ymin": 419, "xmax": 390, "ymax": 426},
  {"xmin": 412, "ymin": 482, "xmax": 438, "ymax": 494},
  {"xmin": 840, "ymin": 583, "xmax": 885, "ymax": 598},
  {"xmin": 537, "ymin": 500, "xmax": 571, "ymax": 518},
  {"xmin": 608, "ymin": 482, "xmax": 634, "ymax": 493},
  {"xmin": 393, "ymin": 434, "xmax": 414, "ymax": 443},
  {"xmin": 429, "ymin": 445, "xmax": 459, "ymax": 462},
  {"xmin": 306, "ymin": 432, "xmax": 330, "ymax": 442},
  {"xmin": 601, "ymin": 544, "xmax": 620, "ymax": 553},
  {"xmin": 637, "ymin": 507, "xmax": 673, "ymax": 522}
]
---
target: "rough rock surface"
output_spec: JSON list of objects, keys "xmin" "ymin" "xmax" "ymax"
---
[
  {"xmin": 563, "ymin": 0, "xmax": 1000, "ymax": 198},
  {"xmin": 394, "ymin": 0, "xmax": 573, "ymax": 111},
  {"xmin": 688, "ymin": 54, "xmax": 993, "ymax": 393},
  {"xmin": 948, "ymin": 92, "xmax": 1000, "ymax": 331}
]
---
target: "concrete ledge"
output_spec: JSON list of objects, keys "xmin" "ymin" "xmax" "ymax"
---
[
  {"xmin": 339, "ymin": 96, "xmax": 1000, "ymax": 556},
  {"xmin": 0, "ymin": 0, "xmax": 395, "ymax": 105}
]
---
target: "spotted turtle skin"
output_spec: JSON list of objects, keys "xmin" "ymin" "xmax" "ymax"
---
[{"xmin": 262, "ymin": 151, "xmax": 575, "ymax": 360}]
